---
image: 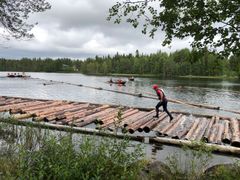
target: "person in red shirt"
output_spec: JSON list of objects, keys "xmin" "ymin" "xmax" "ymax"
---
[{"xmin": 152, "ymin": 84, "xmax": 173, "ymax": 121}]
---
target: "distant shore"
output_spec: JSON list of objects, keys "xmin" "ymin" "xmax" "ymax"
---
[
  {"xmin": 1, "ymin": 71, "xmax": 239, "ymax": 80},
  {"xmin": 85, "ymin": 73, "xmax": 239, "ymax": 80},
  {"xmin": 178, "ymin": 75, "xmax": 238, "ymax": 80}
]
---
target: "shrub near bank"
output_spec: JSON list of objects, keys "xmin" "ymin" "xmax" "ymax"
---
[
  {"xmin": 0, "ymin": 121, "xmax": 145, "ymax": 179},
  {"xmin": 18, "ymin": 135, "xmax": 145, "ymax": 179}
]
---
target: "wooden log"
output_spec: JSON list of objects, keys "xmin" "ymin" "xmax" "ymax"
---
[
  {"xmin": 104, "ymin": 109, "xmax": 140, "ymax": 130},
  {"xmin": 95, "ymin": 109, "xmax": 119, "ymax": 124},
  {"xmin": 22, "ymin": 101, "xmax": 64, "ymax": 112},
  {"xmin": 33, "ymin": 116, "xmax": 45, "ymax": 122},
  {"xmin": 73, "ymin": 108, "xmax": 115, "ymax": 127},
  {"xmin": 151, "ymin": 137, "xmax": 240, "ymax": 155},
  {"xmin": 145, "ymin": 112, "xmax": 167, "ymax": 133},
  {"xmin": 208, "ymin": 124, "xmax": 219, "ymax": 143},
  {"xmin": 158, "ymin": 114, "xmax": 184, "ymax": 136},
  {"xmin": 61, "ymin": 109, "xmax": 89, "ymax": 123},
  {"xmin": 0, "ymin": 99, "xmax": 30, "ymax": 107},
  {"xmin": 143, "ymin": 114, "xmax": 168, "ymax": 133},
  {"xmin": 63, "ymin": 108, "xmax": 91, "ymax": 120},
  {"xmin": 189, "ymin": 118, "xmax": 208, "ymax": 141},
  {"xmin": 95, "ymin": 115, "xmax": 115, "ymax": 125},
  {"xmin": 11, "ymin": 113, "xmax": 34, "ymax": 119},
  {"xmin": 0, "ymin": 98, "xmax": 20, "ymax": 104},
  {"xmin": 8, "ymin": 101, "xmax": 43, "ymax": 112},
  {"xmin": 222, "ymin": 120, "xmax": 231, "ymax": 144},
  {"xmin": 215, "ymin": 123, "xmax": 224, "ymax": 144},
  {"xmin": 170, "ymin": 110, "xmax": 231, "ymax": 121},
  {"xmin": 48, "ymin": 108, "xmax": 89, "ymax": 122},
  {"xmin": 203, "ymin": 116, "xmax": 216, "ymax": 142},
  {"xmin": 35, "ymin": 104, "xmax": 74, "ymax": 116},
  {"xmin": 0, "ymin": 118, "xmax": 145, "ymax": 145},
  {"xmin": 172, "ymin": 117, "xmax": 193, "ymax": 139},
  {"xmin": 97, "ymin": 112, "xmax": 118, "ymax": 124},
  {"xmin": 97, "ymin": 108, "xmax": 126, "ymax": 125},
  {"xmin": 11, "ymin": 101, "xmax": 51, "ymax": 113},
  {"xmin": 2, "ymin": 96, "xmax": 49, "ymax": 102},
  {"xmin": 195, "ymin": 118, "xmax": 210, "ymax": 141},
  {"xmin": 127, "ymin": 110, "xmax": 156, "ymax": 133},
  {"xmin": 167, "ymin": 98, "xmax": 220, "ymax": 110},
  {"xmin": 184, "ymin": 118, "xmax": 200, "ymax": 140},
  {"xmin": 123, "ymin": 111, "xmax": 151, "ymax": 127},
  {"xmin": 163, "ymin": 114, "xmax": 184, "ymax": 136},
  {"xmin": 215, "ymin": 116, "xmax": 220, "ymax": 124},
  {"xmin": 31, "ymin": 104, "xmax": 67, "ymax": 116},
  {"xmin": 222, "ymin": 108, "xmax": 240, "ymax": 115},
  {"xmin": 138, "ymin": 112, "xmax": 166, "ymax": 132},
  {"xmin": 230, "ymin": 118, "xmax": 240, "ymax": 147},
  {"xmin": 140, "ymin": 93, "xmax": 220, "ymax": 110},
  {"xmin": 0, "ymin": 101, "xmax": 36, "ymax": 112},
  {"xmin": 68, "ymin": 105, "xmax": 110, "ymax": 123},
  {"xmin": 122, "ymin": 111, "xmax": 150, "ymax": 127},
  {"xmin": 62, "ymin": 103, "xmax": 90, "ymax": 113},
  {"xmin": 152, "ymin": 117, "xmax": 170, "ymax": 135}
]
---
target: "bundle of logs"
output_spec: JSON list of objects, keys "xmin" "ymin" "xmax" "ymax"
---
[{"xmin": 0, "ymin": 96, "xmax": 239, "ymax": 148}]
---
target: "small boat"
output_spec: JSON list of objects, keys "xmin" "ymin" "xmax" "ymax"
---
[
  {"xmin": 108, "ymin": 79, "xmax": 126, "ymax": 85},
  {"xmin": 128, "ymin": 77, "xmax": 134, "ymax": 81},
  {"xmin": 7, "ymin": 72, "xmax": 30, "ymax": 78}
]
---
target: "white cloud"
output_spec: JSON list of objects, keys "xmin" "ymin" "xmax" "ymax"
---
[{"xmin": 0, "ymin": 0, "xmax": 190, "ymax": 59}]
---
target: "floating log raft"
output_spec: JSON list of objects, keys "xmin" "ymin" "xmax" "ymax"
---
[{"xmin": 0, "ymin": 96, "xmax": 240, "ymax": 152}]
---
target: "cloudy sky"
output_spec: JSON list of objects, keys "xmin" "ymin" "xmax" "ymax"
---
[{"xmin": 0, "ymin": 0, "xmax": 191, "ymax": 60}]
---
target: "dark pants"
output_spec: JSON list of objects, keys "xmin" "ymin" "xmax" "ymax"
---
[{"xmin": 156, "ymin": 100, "xmax": 173, "ymax": 119}]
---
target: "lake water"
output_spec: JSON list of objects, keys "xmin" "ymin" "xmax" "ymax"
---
[{"xmin": 0, "ymin": 72, "xmax": 240, "ymax": 165}]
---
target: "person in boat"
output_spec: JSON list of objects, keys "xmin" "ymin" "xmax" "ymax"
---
[
  {"xmin": 117, "ymin": 79, "xmax": 122, "ymax": 84},
  {"xmin": 152, "ymin": 84, "xmax": 173, "ymax": 121},
  {"xmin": 109, "ymin": 78, "xmax": 113, "ymax": 83}
]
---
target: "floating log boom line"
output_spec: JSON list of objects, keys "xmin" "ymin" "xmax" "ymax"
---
[{"xmin": 36, "ymin": 77, "xmax": 240, "ymax": 115}]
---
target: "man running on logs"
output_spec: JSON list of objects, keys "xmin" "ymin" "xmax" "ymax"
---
[{"xmin": 152, "ymin": 84, "xmax": 173, "ymax": 121}]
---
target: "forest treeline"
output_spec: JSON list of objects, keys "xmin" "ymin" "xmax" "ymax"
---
[{"xmin": 0, "ymin": 48, "xmax": 239, "ymax": 78}]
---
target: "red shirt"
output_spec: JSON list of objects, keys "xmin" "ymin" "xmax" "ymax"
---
[{"xmin": 155, "ymin": 88, "xmax": 167, "ymax": 101}]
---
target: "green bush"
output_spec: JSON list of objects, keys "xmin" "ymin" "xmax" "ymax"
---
[{"xmin": 0, "ymin": 121, "xmax": 145, "ymax": 179}]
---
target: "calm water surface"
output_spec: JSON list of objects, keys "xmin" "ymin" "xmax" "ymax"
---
[{"xmin": 0, "ymin": 72, "xmax": 240, "ymax": 164}]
